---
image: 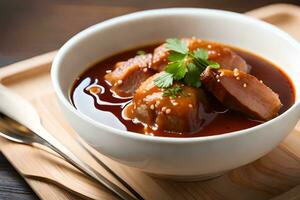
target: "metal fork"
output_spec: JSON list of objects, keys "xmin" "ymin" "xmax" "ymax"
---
[
  {"xmin": 0, "ymin": 84, "xmax": 144, "ymax": 200},
  {"xmin": 0, "ymin": 113, "xmax": 142, "ymax": 200},
  {"xmin": 0, "ymin": 113, "xmax": 142, "ymax": 199}
]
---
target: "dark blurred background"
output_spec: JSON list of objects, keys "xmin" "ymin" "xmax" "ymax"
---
[
  {"xmin": 0, "ymin": 1, "xmax": 300, "ymax": 199},
  {"xmin": 1, "ymin": 0, "xmax": 300, "ymax": 67}
]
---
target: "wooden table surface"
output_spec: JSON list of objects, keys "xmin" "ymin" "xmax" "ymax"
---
[{"xmin": 1, "ymin": 0, "xmax": 300, "ymax": 199}]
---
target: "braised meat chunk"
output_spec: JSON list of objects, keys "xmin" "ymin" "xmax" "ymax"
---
[
  {"xmin": 208, "ymin": 46, "xmax": 250, "ymax": 73},
  {"xmin": 151, "ymin": 38, "xmax": 250, "ymax": 73},
  {"xmin": 124, "ymin": 73, "xmax": 216, "ymax": 133},
  {"xmin": 104, "ymin": 54, "xmax": 154, "ymax": 97},
  {"xmin": 200, "ymin": 68, "xmax": 282, "ymax": 121},
  {"xmin": 152, "ymin": 44, "xmax": 168, "ymax": 72}
]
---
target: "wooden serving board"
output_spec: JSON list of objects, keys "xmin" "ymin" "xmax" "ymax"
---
[{"xmin": 1, "ymin": 3, "xmax": 300, "ymax": 200}]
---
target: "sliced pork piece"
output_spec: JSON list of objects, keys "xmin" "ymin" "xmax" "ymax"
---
[
  {"xmin": 208, "ymin": 46, "xmax": 250, "ymax": 73},
  {"xmin": 152, "ymin": 44, "xmax": 169, "ymax": 72},
  {"xmin": 200, "ymin": 68, "xmax": 282, "ymax": 121},
  {"xmin": 104, "ymin": 54, "xmax": 154, "ymax": 97},
  {"xmin": 151, "ymin": 38, "xmax": 250, "ymax": 73},
  {"xmin": 124, "ymin": 72, "xmax": 216, "ymax": 133}
]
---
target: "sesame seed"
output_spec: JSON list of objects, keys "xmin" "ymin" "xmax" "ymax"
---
[
  {"xmin": 236, "ymin": 77, "xmax": 240, "ymax": 80},
  {"xmin": 173, "ymin": 102, "xmax": 179, "ymax": 106},
  {"xmin": 165, "ymin": 108, "xmax": 171, "ymax": 114},
  {"xmin": 260, "ymin": 80, "xmax": 263, "ymax": 83},
  {"xmin": 243, "ymin": 83, "xmax": 247, "ymax": 88},
  {"xmin": 233, "ymin": 68, "xmax": 239, "ymax": 77},
  {"xmin": 217, "ymin": 79, "xmax": 220, "ymax": 82},
  {"xmin": 117, "ymin": 80, "xmax": 123, "ymax": 85},
  {"xmin": 207, "ymin": 44, "xmax": 212, "ymax": 49},
  {"xmin": 161, "ymin": 107, "xmax": 167, "ymax": 112},
  {"xmin": 114, "ymin": 83, "xmax": 118, "ymax": 86},
  {"xmin": 106, "ymin": 70, "xmax": 112, "ymax": 74},
  {"xmin": 220, "ymin": 71, "xmax": 224, "ymax": 77},
  {"xmin": 155, "ymin": 101, "xmax": 160, "ymax": 107},
  {"xmin": 188, "ymin": 104, "xmax": 193, "ymax": 108},
  {"xmin": 132, "ymin": 118, "xmax": 139, "ymax": 124},
  {"xmin": 209, "ymin": 51, "xmax": 216, "ymax": 55},
  {"xmin": 143, "ymin": 68, "xmax": 148, "ymax": 72},
  {"xmin": 150, "ymin": 104, "xmax": 155, "ymax": 110},
  {"xmin": 216, "ymin": 75, "xmax": 220, "ymax": 79}
]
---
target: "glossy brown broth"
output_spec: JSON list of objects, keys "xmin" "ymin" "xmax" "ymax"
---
[{"xmin": 71, "ymin": 43, "xmax": 295, "ymax": 137}]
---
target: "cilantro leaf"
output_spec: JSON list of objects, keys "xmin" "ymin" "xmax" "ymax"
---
[
  {"xmin": 207, "ymin": 60, "xmax": 220, "ymax": 69},
  {"xmin": 193, "ymin": 48, "xmax": 208, "ymax": 60},
  {"xmin": 153, "ymin": 72, "xmax": 173, "ymax": 88},
  {"xmin": 168, "ymin": 52, "xmax": 186, "ymax": 62},
  {"xmin": 136, "ymin": 50, "xmax": 146, "ymax": 55},
  {"xmin": 163, "ymin": 85, "xmax": 183, "ymax": 97},
  {"xmin": 193, "ymin": 48, "xmax": 220, "ymax": 69},
  {"xmin": 184, "ymin": 63, "xmax": 202, "ymax": 88},
  {"xmin": 154, "ymin": 38, "xmax": 220, "ymax": 91},
  {"xmin": 165, "ymin": 59, "xmax": 187, "ymax": 80},
  {"xmin": 166, "ymin": 38, "xmax": 189, "ymax": 54},
  {"xmin": 193, "ymin": 57, "xmax": 208, "ymax": 70}
]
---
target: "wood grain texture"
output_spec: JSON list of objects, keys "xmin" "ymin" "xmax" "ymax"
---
[
  {"xmin": 0, "ymin": 154, "xmax": 38, "ymax": 200},
  {"xmin": 1, "ymin": 2, "xmax": 300, "ymax": 200}
]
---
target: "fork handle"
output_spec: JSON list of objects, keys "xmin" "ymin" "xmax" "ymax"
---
[
  {"xmin": 0, "ymin": 84, "xmax": 138, "ymax": 200},
  {"xmin": 32, "ymin": 125, "xmax": 137, "ymax": 200}
]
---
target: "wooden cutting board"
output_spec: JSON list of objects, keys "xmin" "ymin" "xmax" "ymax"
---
[{"xmin": 1, "ymin": 3, "xmax": 300, "ymax": 200}]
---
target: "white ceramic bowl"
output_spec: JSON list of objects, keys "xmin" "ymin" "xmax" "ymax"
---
[{"xmin": 51, "ymin": 8, "xmax": 300, "ymax": 180}]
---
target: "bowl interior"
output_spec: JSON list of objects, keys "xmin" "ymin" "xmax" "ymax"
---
[{"xmin": 53, "ymin": 8, "xmax": 300, "ymax": 111}]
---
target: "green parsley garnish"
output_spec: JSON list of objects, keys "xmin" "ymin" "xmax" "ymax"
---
[
  {"xmin": 136, "ymin": 50, "xmax": 146, "ymax": 55},
  {"xmin": 163, "ymin": 85, "xmax": 183, "ymax": 97},
  {"xmin": 165, "ymin": 38, "xmax": 189, "ymax": 54},
  {"xmin": 184, "ymin": 63, "xmax": 202, "ymax": 87},
  {"xmin": 153, "ymin": 72, "xmax": 173, "ymax": 88},
  {"xmin": 154, "ymin": 38, "xmax": 220, "ymax": 89}
]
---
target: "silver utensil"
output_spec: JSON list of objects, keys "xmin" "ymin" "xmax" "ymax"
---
[
  {"xmin": 0, "ymin": 113, "xmax": 143, "ymax": 200},
  {"xmin": 76, "ymin": 137, "xmax": 143, "ymax": 200},
  {"xmin": 0, "ymin": 84, "xmax": 141, "ymax": 200}
]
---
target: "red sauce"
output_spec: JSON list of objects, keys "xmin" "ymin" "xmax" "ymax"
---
[{"xmin": 71, "ymin": 43, "xmax": 295, "ymax": 137}]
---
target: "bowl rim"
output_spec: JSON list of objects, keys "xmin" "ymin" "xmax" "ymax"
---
[{"xmin": 51, "ymin": 7, "xmax": 300, "ymax": 143}]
